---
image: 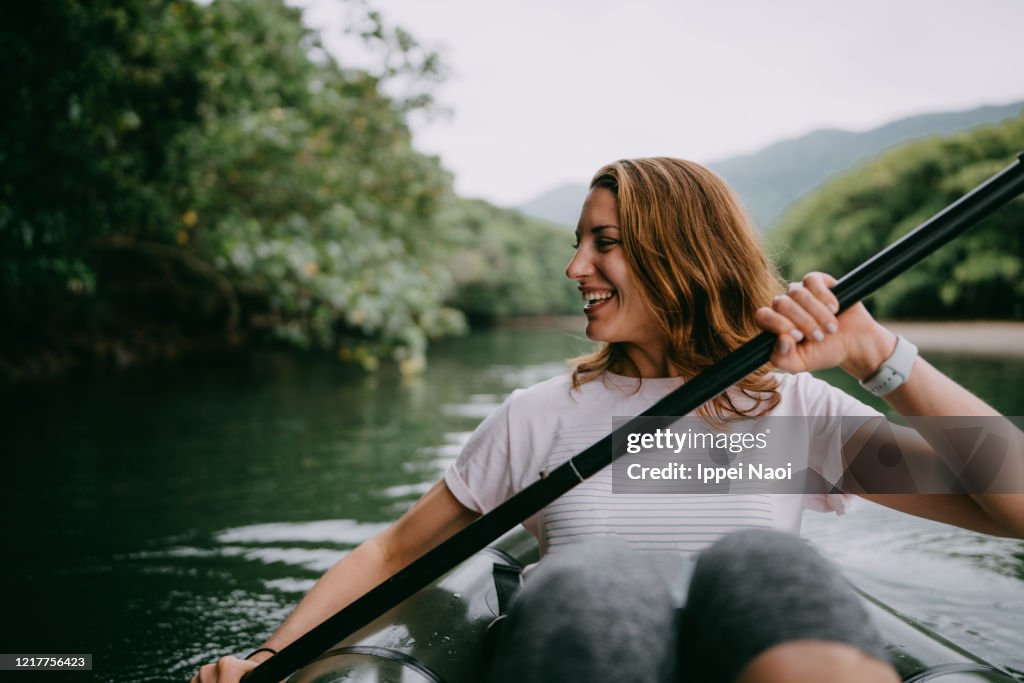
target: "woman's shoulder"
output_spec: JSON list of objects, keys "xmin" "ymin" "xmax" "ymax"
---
[
  {"xmin": 770, "ymin": 371, "xmax": 881, "ymax": 418},
  {"xmin": 772, "ymin": 370, "xmax": 824, "ymax": 394},
  {"xmin": 771, "ymin": 370, "xmax": 841, "ymax": 398},
  {"xmin": 495, "ymin": 373, "xmax": 574, "ymax": 421},
  {"xmin": 504, "ymin": 369, "xmax": 663, "ymax": 415},
  {"xmin": 507, "ymin": 372, "xmax": 574, "ymax": 402}
]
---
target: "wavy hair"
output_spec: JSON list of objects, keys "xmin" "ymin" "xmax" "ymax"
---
[{"xmin": 571, "ymin": 157, "xmax": 784, "ymax": 419}]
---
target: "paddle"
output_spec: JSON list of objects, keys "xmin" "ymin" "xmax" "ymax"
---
[{"xmin": 246, "ymin": 152, "xmax": 1024, "ymax": 683}]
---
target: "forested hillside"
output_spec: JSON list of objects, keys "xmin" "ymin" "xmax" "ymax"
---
[
  {"xmin": 711, "ymin": 100, "xmax": 1023, "ymax": 226},
  {"xmin": 517, "ymin": 101, "xmax": 1023, "ymax": 228},
  {"xmin": 771, "ymin": 115, "xmax": 1024, "ymax": 319}
]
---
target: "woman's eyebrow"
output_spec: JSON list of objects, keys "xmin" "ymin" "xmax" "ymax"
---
[{"xmin": 575, "ymin": 224, "xmax": 620, "ymax": 239}]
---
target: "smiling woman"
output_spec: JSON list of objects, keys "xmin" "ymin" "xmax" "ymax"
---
[
  {"xmin": 193, "ymin": 157, "xmax": 1024, "ymax": 683},
  {"xmin": 568, "ymin": 159, "xmax": 785, "ymax": 421}
]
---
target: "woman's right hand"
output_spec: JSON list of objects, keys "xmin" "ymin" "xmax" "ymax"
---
[{"xmin": 190, "ymin": 652, "xmax": 267, "ymax": 683}]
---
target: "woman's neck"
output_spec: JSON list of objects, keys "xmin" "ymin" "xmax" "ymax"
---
[{"xmin": 613, "ymin": 342, "xmax": 685, "ymax": 379}]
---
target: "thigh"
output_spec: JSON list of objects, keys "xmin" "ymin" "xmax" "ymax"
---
[
  {"xmin": 676, "ymin": 529, "xmax": 889, "ymax": 683},
  {"xmin": 487, "ymin": 537, "xmax": 681, "ymax": 683}
]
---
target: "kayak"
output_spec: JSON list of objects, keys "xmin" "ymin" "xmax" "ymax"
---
[{"xmin": 286, "ymin": 529, "xmax": 1019, "ymax": 683}]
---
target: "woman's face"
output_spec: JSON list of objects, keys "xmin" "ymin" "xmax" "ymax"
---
[{"xmin": 566, "ymin": 187, "xmax": 663, "ymax": 352}]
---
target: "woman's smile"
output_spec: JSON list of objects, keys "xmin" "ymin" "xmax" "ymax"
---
[{"xmin": 581, "ymin": 288, "xmax": 616, "ymax": 313}]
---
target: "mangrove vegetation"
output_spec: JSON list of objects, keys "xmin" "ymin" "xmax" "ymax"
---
[{"xmin": 0, "ymin": 0, "xmax": 577, "ymax": 379}]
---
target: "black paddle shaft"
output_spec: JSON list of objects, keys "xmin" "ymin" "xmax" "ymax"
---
[{"xmin": 246, "ymin": 153, "xmax": 1024, "ymax": 683}]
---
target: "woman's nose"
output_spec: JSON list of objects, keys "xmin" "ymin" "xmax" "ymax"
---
[{"xmin": 565, "ymin": 246, "xmax": 593, "ymax": 281}]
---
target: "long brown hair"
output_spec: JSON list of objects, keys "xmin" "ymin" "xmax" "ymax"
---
[{"xmin": 571, "ymin": 157, "xmax": 784, "ymax": 419}]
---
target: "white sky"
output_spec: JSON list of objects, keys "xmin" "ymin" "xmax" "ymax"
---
[{"xmin": 302, "ymin": 0, "xmax": 1024, "ymax": 207}]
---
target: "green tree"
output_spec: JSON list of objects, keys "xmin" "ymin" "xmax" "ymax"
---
[
  {"xmin": 1, "ymin": 0, "xmax": 581, "ymax": 379},
  {"xmin": 160, "ymin": 0, "xmax": 463, "ymax": 368},
  {"xmin": 1, "ymin": 1, "xmax": 460, "ymax": 373},
  {"xmin": 0, "ymin": 0, "xmax": 206, "ymax": 339},
  {"xmin": 770, "ymin": 116, "xmax": 1024, "ymax": 319},
  {"xmin": 439, "ymin": 198, "xmax": 579, "ymax": 321}
]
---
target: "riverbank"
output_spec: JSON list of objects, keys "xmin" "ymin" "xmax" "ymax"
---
[
  {"xmin": 500, "ymin": 318, "xmax": 1024, "ymax": 357},
  {"xmin": 884, "ymin": 322, "xmax": 1024, "ymax": 356},
  {"xmin": 5, "ymin": 319, "xmax": 1021, "ymax": 384}
]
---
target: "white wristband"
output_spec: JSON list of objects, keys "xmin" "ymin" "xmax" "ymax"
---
[{"xmin": 858, "ymin": 334, "xmax": 918, "ymax": 397}]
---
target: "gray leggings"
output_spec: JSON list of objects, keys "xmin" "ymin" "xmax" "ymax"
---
[{"xmin": 487, "ymin": 529, "xmax": 889, "ymax": 683}]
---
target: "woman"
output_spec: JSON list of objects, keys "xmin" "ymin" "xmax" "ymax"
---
[{"xmin": 193, "ymin": 158, "xmax": 1023, "ymax": 683}]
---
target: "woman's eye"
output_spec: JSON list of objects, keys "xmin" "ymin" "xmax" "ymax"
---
[{"xmin": 596, "ymin": 239, "xmax": 618, "ymax": 249}]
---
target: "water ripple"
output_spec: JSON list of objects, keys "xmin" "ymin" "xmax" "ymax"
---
[{"xmin": 216, "ymin": 519, "xmax": 390, "ymax": 545}]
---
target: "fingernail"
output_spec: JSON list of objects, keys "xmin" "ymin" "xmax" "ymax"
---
[
  {"xmin": 830, "ymin": 303, "xmax": 839, "ymax": 314},
  {"xmin": 778, "ymin": 338, "xmax": 790, "ymax": 354},
  {"xmin": 826, "ymin": 322, "xmax": 838, "ymax": 334},
  {"xmin": 789, "ymin": 329, "xmax": 804, "ymax": 342},
  {"xmin": 812, "ymin": 329, "xmax": 824, "ymax": 342}
]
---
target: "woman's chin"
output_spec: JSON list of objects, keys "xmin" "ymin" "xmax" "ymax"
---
[{"xmin": 583, "ymin": 321, "xmax": 609, "ymax": 342}]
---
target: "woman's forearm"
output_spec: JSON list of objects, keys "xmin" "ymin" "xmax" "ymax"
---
[
  {"xmin": 247, "ymin": 480, "xmax": 478, "ymax": 665},
  {"xmin": 253, "ymin": 536, "xmax": 395, "ymax": 659},
  {"xmin": 889, "ymin": 358, "xmax": 1023, "ymax": 536},
  {"xmin": 842, "ymin": 328, "xmax": 1024, "ymax": 537},
  {"xmin": 880, "ymin": 357, "xmax": 997, "ymax": 418}
]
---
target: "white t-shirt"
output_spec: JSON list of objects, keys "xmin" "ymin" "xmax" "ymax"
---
[{"xmin": 445, "ymin": 370, "xmax": 882, "ymax": 556}]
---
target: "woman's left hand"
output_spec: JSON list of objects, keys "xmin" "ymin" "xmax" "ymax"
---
[{"xmin": 754, "ymin": 272, "xmax": 896, "ymax": 379}]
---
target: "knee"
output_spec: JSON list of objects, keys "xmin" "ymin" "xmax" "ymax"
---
[
  {"xmin": 702, "ymin": 528, "xmax": 811, "ymax": 565},
  {"xmin": 524, "ymin": 537, "xmax": 648, "ymax": 599},
  {"xmin": 489, "ymin": 539, "xmax": 680, "ymax": 683},
  {"xmin": 692, "ymin": 529, "xmax": 825, "ymax": 587},
  {"xmin": 511, "ymin": 538, "xmax": 678, "ymax": 630},
  {"xmin": 679, "ymin": 529, "xmax": 890, "ymax": 682}
]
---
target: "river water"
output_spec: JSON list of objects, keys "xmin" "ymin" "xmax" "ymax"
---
[{"xmin": 1, "ymin": 327, "xmax": 1022, "ymax": 681}]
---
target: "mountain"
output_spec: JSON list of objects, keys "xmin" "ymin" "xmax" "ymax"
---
[
  {"xmin": 517, "ymin": 183, "xmax": 590, "ymax": 229},
  {"xmin": 516, "ymin": 100, "xmax": 1024, "ymax": 229}
]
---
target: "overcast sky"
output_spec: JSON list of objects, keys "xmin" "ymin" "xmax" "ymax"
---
[{"xmin": 302, "ymin": 0, "xmax": 1024, "ymax": 207}]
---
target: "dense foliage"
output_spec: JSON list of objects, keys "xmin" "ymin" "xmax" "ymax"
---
[
  {"xmin": 1, "ymin": 1, "xmax": 206, "ymax": 322},
  {"xmin": 770, "ymin": 115, "xmax": 1024, "ymax": 319},
  {"xmin": 0, "ymin": 0, "xmax": 577, "ymax": 378},
  {"xmin": 440, "ymin": 198, "xmax": 578, "ymax": 321}
]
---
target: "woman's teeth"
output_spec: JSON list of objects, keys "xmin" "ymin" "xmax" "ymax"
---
[{"xmin": 583, "ymin": 290, "xmax": 615, "ymax": 308}]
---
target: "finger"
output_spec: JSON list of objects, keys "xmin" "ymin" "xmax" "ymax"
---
[
  {"xmin": 755, "ymin": 305, "xmax": 803, "ymax": 348},
  {"xmin": 803, "ymin": 270, "xmax": 838, "ymax": 288},
  {"xmin": 756, "ymin": 306, "xmax": 801, "ymax": 363},
  {"xmin": 770, "ymin": 293, "xmax": 822, "ymax": 342},
  {"xmin": 801, "ymin": 272, "xmax": 840, "ymax": 315},
  {"xmin": 787, "ymin": 282, "xmax": 837, "ymax": 338}
]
